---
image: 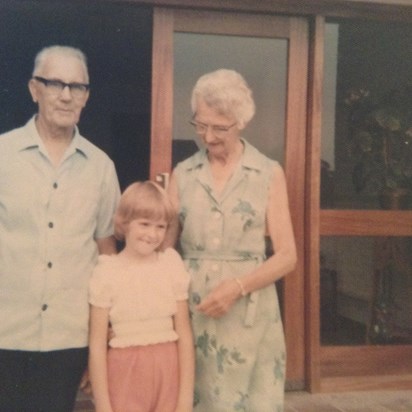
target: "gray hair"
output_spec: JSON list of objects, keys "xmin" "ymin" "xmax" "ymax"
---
[
  {"xmin": 32, "ymin": 45, "xmax": 89, "ymax": 82},
  {"xmin": 191, "ymin": 69, "xmax": 255, "ymax": 129}
]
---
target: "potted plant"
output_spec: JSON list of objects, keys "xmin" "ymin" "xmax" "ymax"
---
[{"xmin": 345, "ymin": 84, "xmax": 412, "ymax": 209}]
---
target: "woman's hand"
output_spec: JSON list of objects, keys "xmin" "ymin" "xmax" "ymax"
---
[{"xmin": 196, "ymin": 278, "xmax": 242, "ymax": 318}]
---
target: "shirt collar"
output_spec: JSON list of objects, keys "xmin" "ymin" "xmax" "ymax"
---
[{"xmin": 17, "ymin": 115, "xmax": 89, "ymax": 158}]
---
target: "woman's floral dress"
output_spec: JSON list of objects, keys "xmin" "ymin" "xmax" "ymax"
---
[{"xmin": 174, "ymin": 139, "xmax": 286, "ymax": 412}]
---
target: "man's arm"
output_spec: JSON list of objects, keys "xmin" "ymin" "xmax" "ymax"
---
[{"xmin": 96, "ymin": 236, "xmax": 117, "ymax": 255}]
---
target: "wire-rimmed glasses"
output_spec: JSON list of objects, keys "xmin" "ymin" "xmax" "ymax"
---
[{"xmin": 189, "ymin": 120, "xmax": 237, "ymax": 138}]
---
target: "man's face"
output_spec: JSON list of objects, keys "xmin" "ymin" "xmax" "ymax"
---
[{"xmin": 29, "ymin": 54, "xmax": 90, "ymax": 131}]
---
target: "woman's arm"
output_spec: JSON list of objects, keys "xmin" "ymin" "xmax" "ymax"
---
[
  {"xmin": 173, "ymin": 300, "xmax": 195, "ymax": 412},
  {"xmin": 197, "ymin": 164, "xmax": 297, "ymax": 318},
  {"xmin": 88, "ymin": 305, "xmax": 114, "ymax": 412},
  {"xmin": 241, "ymin": 163, "xmax": 297, "ymax": 291}
]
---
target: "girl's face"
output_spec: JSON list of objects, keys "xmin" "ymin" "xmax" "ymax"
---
[{"xmin": 125, "ymin": 217, "xmax": 167, "ymax": 258}]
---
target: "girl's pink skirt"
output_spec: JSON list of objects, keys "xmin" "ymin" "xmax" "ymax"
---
[{"xmin": 107, "ymin": 341, "xmax": 179, "ymax": 412}]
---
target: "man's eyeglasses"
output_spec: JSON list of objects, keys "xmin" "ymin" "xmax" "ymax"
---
[
  {"xmin": 189, "ymin": 120, "xmax": 237, "ymax": 138},
  {"xmin": 33, "ymin": 76, "xmax": 89, "ymax": 98}
]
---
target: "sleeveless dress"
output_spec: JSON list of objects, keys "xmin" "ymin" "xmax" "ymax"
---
[{"xmin": 174, "ymin": 139, "xmax": 286, "ymax": 412}]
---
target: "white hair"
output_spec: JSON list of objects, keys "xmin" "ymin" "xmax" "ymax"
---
[
  {"xmin": 32, "ymin": 45, "xmax": 89, "ymax": 82},
  {"xmin": 191, "ymin": 69, "xmax": 255, "ymax": 128}
]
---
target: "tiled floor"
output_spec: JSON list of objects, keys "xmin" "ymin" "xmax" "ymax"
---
[{"xmin": 75, "ymin": 389, "xmax": 412, "ymax": 411}]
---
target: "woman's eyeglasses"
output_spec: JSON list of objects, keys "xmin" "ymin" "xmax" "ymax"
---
[{"xmin": 189, "ymin": 120, "xmax": 237, "ymax": 138}]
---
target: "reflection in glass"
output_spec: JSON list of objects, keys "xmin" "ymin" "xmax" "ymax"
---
[
  {"xmin": 173, "ymin": 32, "xmax": 287, "ymax": 166},
  {"xmin": 322, "ymin": 20, "xmax": 412, "ymax": 210},
  {"xmin": 320, "ymin": 236, "xmax": 412, "ymax": 346}
]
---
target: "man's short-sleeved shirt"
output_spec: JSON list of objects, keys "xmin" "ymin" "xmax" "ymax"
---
[{"xmin": 0, "ymin": 116, "xmax": 120, "ymax": 351}]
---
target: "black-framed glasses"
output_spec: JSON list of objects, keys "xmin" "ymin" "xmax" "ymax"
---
[
  {"xmin": 33, "ymin": 76, "xmax": 89, "ymax": 98},
  {"xmin": 189, "ymin": 120, "xmax": 237, "ymax": 138}
]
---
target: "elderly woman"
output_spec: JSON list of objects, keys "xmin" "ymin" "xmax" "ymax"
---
[{"xmin": 167, "ymin": 69, "xmax": 297, "ymax": 412}]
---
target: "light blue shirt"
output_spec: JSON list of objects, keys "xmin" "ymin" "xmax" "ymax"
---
[{"xmin": 0, "ymin": 116, "xmax": 120, "ymax": 351}]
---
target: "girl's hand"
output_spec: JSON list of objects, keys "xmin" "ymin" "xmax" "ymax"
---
[{"xmin": 196, "ymin": 278, "xmax": 242, "ymax": 318}]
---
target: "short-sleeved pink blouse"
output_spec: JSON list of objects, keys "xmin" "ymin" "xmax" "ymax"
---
[{"xmin": 89, "ymin": 248, "xmax": 190, "ymax": 348}]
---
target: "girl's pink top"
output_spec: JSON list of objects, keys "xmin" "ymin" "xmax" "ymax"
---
[{"xmin": 89, "ymin": 248, "xmax": 190, "ymax": 347}]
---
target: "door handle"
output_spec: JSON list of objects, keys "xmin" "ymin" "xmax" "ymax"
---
[{"xmin": 155, "ymin": 172, "xmax": 170, "ymax": 189}]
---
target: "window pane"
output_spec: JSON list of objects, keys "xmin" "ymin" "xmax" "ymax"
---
[
  {"xmin": 321, "ymin": 236, "xmax": 412, "ymax": 346},
  {"xmin": 173, "ymin": 33, "xmax": 287, "ymax": 166},
  {"xmin": 321, "ymin": 20, "xmax": 412, "ymax": 210}
]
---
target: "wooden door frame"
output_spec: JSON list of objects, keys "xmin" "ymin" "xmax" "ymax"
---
[
  {"xmin": 150, "ymin": 7, "xmax": 174, "ymax": 182},
  {"xmin": 150, "ymin": 6, "xmax": 308, "ymax": 389},
  {"xmin": 306, "ymin": 15, "xmax": 412, "ymax": 392}
]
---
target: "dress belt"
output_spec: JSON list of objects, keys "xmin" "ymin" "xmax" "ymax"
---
[
  {"xmin": 183, "ymin": 251, "xmax": 264, "ymax": 327},
  {"xmin": 183, "ymin": 251, "xmax": 264, "ymax": 262}
]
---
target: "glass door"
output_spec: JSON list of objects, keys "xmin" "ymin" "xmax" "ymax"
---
[
  {"xmin": 312, "ymin": 16, "xmax": 412, "ymax": 391},
  {"xmin": 150, "ymin": 8, "xmax": 308, "ymax": 389}
]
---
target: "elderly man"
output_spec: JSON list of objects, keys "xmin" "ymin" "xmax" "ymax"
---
[{"xmin": 0, "ymin": 45, "xmax": 120, "ymax": 411}]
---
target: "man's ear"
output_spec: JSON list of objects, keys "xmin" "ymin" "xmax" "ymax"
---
[
  {"xmin": 28, "ymin": 78, "xmax": 38, "ymax": 103},
  {"xmin": 81, "ymin": 90, "xmax": 90, "ymax": 108}
]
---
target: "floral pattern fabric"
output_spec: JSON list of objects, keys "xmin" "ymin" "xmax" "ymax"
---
[{"xmin": 175, "ymin": 139, "xmax": 286, "ymax": 412}]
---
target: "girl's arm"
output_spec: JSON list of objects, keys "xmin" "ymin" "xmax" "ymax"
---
[
  {"xmin": 174, "ymin": 300, "xmax": 195, "ymax": 412},
  {"xmin": 88, "ymin": 305, "xmax": 114, "ymax": 412},
  {"xmin": 197, "ymin": 164, "xmax": 297, "ymax": 318}
]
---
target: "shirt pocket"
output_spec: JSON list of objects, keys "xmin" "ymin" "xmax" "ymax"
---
[{"xmin": 54, "ymin": 181, "xmax": 100, "ymax": 236}]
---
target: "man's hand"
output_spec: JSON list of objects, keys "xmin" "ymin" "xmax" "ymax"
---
[{"xmin": 79, "ymin": 369, "xmax": 92, "ymax": 395}]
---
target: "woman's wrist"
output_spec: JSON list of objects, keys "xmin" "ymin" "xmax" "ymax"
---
[{"xmin": 234, "ymin": 277, "xmax": 247, "ymax": 297}]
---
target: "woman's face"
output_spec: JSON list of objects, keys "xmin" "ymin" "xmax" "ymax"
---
[{"xmin": 193, "ymin": 99, "xmax": 241, "ymax": 159}]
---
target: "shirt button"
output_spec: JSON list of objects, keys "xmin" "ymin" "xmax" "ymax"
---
[
  {"xmin": 213, "ymin": 211, "xmax": 221, "ymax": 219},
  {"xmin": 42, "ymin": 304, "xmax": 48, "ymax": 311},
  {"xmin": 53, "ymin": 182, "xmax": 58, "ymax": 189},
  {"xmin": 47, "ymin": 262, "xmax": 53, "ymax": 269},
  {"xmin": 48, "ymin": 222, "xmax": 54, "ymax": 228}
]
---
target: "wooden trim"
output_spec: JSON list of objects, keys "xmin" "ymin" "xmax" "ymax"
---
[
  {"xmin": 91, "ymin": 0, "xmax": 412, "ymax": 22},
  {"xmin": 150, "ymin": 7, "xmax": 174, "ymax": 180},
  {"xmin": 320, "ymin": 210, "xmax": 412, "ymax": 236},
  {"xmin": 305, "ymin": 15, "xmax": 325, "ymax": 393},
  {"xmin": 321, "ymin": 374, "xmax": 412, "ymax": 392},
  {"xmin": 321, "ymin": 345, "xmax": 412, "ymax": 377},
  {"xmin": 283, "ymin": 17, "xmax": 308, "ymax": 386},
  {"xmin": 321, "ymin": 345, "xmax": 412, "ymax": 391}
]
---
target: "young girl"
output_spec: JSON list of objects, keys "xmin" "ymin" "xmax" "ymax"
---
[{"xmin": 88, "ymin": 181, "xmax": 194, "ymax": 412}]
